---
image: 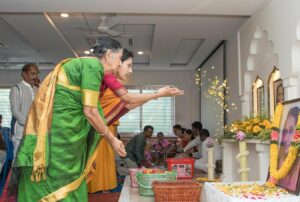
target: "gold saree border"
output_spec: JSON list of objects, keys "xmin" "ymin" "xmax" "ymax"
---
[
  {"xmin": 39, "ymin": 141, "xmax": 100, "ymax": 202},
  {"xmin": 105, "ymin": 102, "xmax": 127, "ymax": 124},
  {"xmin": 26, "ymin": 59, "xmax": 71, "ymax": 182},
  {"xmin": 57, "ymin": 68, "xmax": 80, "ymax": 91},
  {"xmin": 82, "ymin": 89, "xmax": 99, "ymax": 107}
]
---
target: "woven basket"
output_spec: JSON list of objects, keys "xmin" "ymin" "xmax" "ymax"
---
[
  {"xmin": 153, "ymin": 181, "xmax": 202, "ymax": 202},
  {"xmin": 136, "ymin": 172, "xmax": 177, "ymax": 196}
]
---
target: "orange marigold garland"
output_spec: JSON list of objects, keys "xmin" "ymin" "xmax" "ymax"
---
[{"xmin": 266, "ymin": 103, "xmax": 300, "ymax": 187}]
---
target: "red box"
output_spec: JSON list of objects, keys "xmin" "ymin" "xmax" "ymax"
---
[{"xmin": 166, "ymin": 158, "xmax": 195, "ymax": 179}]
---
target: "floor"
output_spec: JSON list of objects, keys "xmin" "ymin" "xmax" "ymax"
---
[{"xmin": 88, "ymin": 192, "xmax": 121, "ymax": 202}]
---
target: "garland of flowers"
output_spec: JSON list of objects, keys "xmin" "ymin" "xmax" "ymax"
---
[{"xmin": 266, "ymin": 103, "xmax": 300, "ymax": 187}]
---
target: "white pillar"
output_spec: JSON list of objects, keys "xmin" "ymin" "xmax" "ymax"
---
[
  {"xmin": 283, "ymin": 76, "xmax": 298, "ymax": 101},
  {"xmin": 221, "ymin": 140, "xmax": 236, "ymax": 182},
  {"xmin": 255, "ymin": 142, "xmax": 270, "ymax": 181}
]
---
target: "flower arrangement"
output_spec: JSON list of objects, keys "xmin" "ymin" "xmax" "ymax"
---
[
  {"xmin": 215, "ymin": 183, "xmax": 288, "ymax": 200},
  {"xmin": 223, "ymin": 115, "xmax": 272, "ymax": 141}
]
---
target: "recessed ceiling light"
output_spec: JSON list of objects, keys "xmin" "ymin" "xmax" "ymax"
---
[
  {"xmin": 137, "ymin": 51, "xmax": 144, "ymax": 55},
  {"xmin": 84, "ymin": 50, "xmax": 90, "ymax": 55},
  {"xmin": 60, "ymin": 13, "xmax": 69, "ymax": 18}
]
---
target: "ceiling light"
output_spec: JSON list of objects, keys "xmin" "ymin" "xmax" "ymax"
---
[
  {"xmin": 84, "ymin": 50, "xmax": 90, "ymax": 55},
  {"xmin": 137, "ymin": 51, "xmax": 144, "ymax": 55},
  {"xmin": 60, "ymin": 13, "xmax": 69, "ymax": 18}
]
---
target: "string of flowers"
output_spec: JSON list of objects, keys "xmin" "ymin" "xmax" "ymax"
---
[{"xmin": 266, "ymin": 103, "xmax": 300, "ymax": 187}]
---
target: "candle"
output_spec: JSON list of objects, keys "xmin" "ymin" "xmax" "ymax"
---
[
  {"xmin": 239, "ymin": 141, "xmax": 248, "ymax": 181},
  {"xmin": 207, "ymin": 147, "xmax": 214, "ymax": 180}
]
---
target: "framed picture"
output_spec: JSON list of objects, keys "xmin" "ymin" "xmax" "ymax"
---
[
  {"xmin": 257, "ymin": 86, "xmax": 264, "ymax": 116},
  {"xmin": 274, "ymin": 79, "xmax": 284, "ymax": 107},
  {"xmin": 276, "ymin": 98, "xmax": 300, "ymax": 194}
]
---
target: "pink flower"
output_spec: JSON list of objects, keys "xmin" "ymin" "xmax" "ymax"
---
[
  {"xmin": 271, "ymin": 130, "xmax": 279, "ymax": 141},
  {"xmin": 293, "ymin": 131, "xmax": 300, "ymax": 141},
  {"xmin": 236, "ymin": 131, "xmax": 246, "ymax": 141},
  {"xmin": 268, "ymin": 176, "xmax": 277, "ymax": 184}
]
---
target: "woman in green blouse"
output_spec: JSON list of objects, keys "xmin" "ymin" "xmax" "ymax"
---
[{"xmin": 15, "ymin": 37, "xmax": 126, "ymax": 202}]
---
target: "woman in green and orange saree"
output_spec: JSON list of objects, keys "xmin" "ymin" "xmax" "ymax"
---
[{"xmin": 14, "ymin": 37, "xmax": 126, "ymax": 202}]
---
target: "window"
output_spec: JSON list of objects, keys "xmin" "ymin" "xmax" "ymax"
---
[
  {"xmin": 0, "ymin": 88, "xmax": 12, "ymax": 128},
  {"xmin": 118, "ymin": 85, "xmax": 175, "ymax": 136}
]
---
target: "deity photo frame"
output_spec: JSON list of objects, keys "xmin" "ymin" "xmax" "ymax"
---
[{"xmin": 276, "ymin": 98, "xmax": 300, "ymax": 194}]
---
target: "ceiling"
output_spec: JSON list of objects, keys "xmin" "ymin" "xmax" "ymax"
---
[{"xmin": 0, "ymin": 0, "xmax": 270, "ymax": 70}]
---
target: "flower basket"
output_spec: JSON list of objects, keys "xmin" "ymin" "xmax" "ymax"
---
[{"xmin": 153, "ymin": 181, "xmax": 202, "ymax": 202}]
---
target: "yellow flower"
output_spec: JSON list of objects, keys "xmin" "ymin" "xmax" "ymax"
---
[
  {"xmin": 253, "ymin": 118, "xmax": 260, "ymax": 124},
  {"xmin": 263, "ymin": 120, "xmax": 272, "ymax": 129},
  {"xmin": 246, "ymin": 126, "xmax": 252, "ymax": 133},
  {"xmin": 252, "ymin": 126, "xmax": 262, "ymax": 134}
]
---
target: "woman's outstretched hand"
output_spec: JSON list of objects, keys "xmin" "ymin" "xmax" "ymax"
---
[{"xmin": 157, "ymin": 86, "xmax": 184, "ymax": 97}]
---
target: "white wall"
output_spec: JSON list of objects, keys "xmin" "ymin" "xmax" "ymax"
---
[
  {"xmin": 237, "ymin": 0, "xmax": 300, "ymax": 116},
  {"xmin": 200, "ymin": 45, "xmax": 224, "ymax": 137},
  {"xmin": 226, "ymin": 34, "xmax": 242, "ymax": 122},
  {"xmin": 124, "ymin": 69, "xmax": 200, "ymax": 128}
]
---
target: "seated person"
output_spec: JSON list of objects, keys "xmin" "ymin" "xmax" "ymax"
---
[
  {"xmin": 181, "ymin": 129, "xmax": 192, "ymax": 148},
  {"xmin": 152, "ymin": 132, "xmax": 171, "ymax": 165},
  {"xmin": 183, "ymin": 121, "xmax": 203, "ymax": 158},
  {"xmin": 144, "ymin": 140, "xmax": 153, "ymax": 167},
  {"xmin": 152, "ymin": 132, "xmax": 170, "ymax": 152},
  {"xmin": 117, "ymin": 125, "xmax": 154, "ymax": 175},
  {"xmin": 176, "ymin": 128, "xmax": 186, "ymax": 153},
  {"xmin": 194, "ymin": 129, "xmax": 222, "ymax": 173},
  {"xmin": 174, "ymin": 129, "xmax": 194, "ymax": 158}
]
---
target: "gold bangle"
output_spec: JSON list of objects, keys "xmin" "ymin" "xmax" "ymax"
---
[{"xmin": 104, "ymin": 127, "xmax": 109, "ymax": 136}]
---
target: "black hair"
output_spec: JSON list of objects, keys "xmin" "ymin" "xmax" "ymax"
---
[
  {"xmin": 157, "ymin": 132, "xmax": 164, "ymax": 137},
  {"xmin": 185, "ymin": 129, "xmax": 192, "ymax": 135},
  {"xmin": 0, "ymin": 114, "xmax": 2, "ymax": 119},
  {"xmin": 200, "ymin": 129, "xmax": 210, "ymax": 137},
  {"xmin": 181, "ymin": 128, "xmax": 186, "ymax": 134},
  {"xmin": 191, "ymin": 121, "xmax": 202, "ymax": 130},
  {"xmin": 173, "ymin": 124, "xmax": 182, "ymax": 130},
  {"xmin": 91, "ymin": 37, "xmax": 122, "ymax": 58},
  {"xmin": 121, "ymin": 49, "xmax": 134, "ymax": 62},
  {"xmin": 143, "ymin": 125, "xmax": 154, "ymax": 132},
  {"xmin": 22, "ymin": 63, "xmax": 38, "ymax": 74}
]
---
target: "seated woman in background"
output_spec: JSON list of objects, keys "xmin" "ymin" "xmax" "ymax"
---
[
  {"xmin": 182, "ymin": 129, "xmax": 193, "ymax": 148},
  {"xmin": 152, "ymin": 132, "xmax": 171, "ymax": 165},
  {"xmin": 153, "ymin": 132, "xmax": 170, "ymax": 152},
  {"xmin": 175, "ymin": 129, "xmax": 195, "ymax": 158}
]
